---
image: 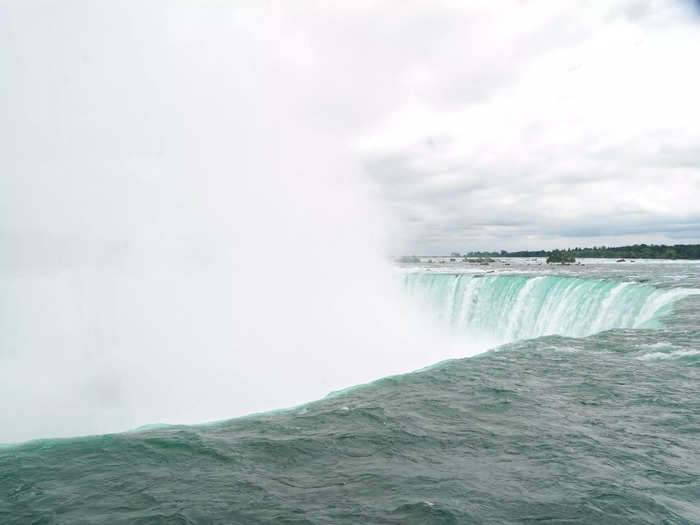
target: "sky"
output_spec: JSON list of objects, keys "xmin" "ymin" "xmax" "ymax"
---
[
  {"xmin": 3, "ymin": 1, "xmax": 700, "ymax": 258},
  {"xmin": 346, "ymin": 0, "xmax": 700, "ymax": 253},
  {"xmin": 1, "ymin": 1, "xmax": 700, "ymax": 441}
]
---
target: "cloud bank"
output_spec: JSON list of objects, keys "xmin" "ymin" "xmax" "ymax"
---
[
  {"xmin": 346, "ymin": 0, "xmax": 700, "ymax": 253},
  {"xmin": 221, "ymin": 0, "xmax": 700, "ymax": 253}
]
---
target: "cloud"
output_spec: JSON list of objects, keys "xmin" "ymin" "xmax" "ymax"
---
[
  {"xmin": 344, "ymin": 0, "xmax": 700, "ymax": 252},
  {"xmin": 5, "ymin": 1, "xmax": 695, "ymax": 256}
]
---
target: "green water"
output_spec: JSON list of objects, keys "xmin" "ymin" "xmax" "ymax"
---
[
  {"xmin": 403, "ymin": 273, "xmax": 692, "ymax": 342},
  {"xmin": 2, "ymin": 261, "xmax": 699, "ymax": 524}
]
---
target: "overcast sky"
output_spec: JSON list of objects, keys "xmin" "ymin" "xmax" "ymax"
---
[
  {"xmin": 346, "ymin": 0, "xmax": 700, "ymax": 253},
  {"xmin": 2, "ymin": 0, "xmax": 700, "ymax": 257}
]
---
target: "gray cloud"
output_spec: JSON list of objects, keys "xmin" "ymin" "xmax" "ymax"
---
[
  {"xmin": 346, "ymin": 1, "xmax": 700, "ymax": 253},
  {"xmin": 7, "ymin": 1, "xmax": 697, "ymax": 256}
]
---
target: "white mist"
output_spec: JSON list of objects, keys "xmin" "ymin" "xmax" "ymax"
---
[{"xmin": 0, "ymin": 5, "xmax": 474, "ymax": 443}]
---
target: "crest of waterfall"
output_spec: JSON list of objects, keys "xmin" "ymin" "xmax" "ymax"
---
[{"xmin": 403, "ymin": 273, "xmax": 693, "ymax": 344}]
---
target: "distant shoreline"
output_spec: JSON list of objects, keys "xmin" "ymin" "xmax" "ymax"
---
[{"xmin": 399, "ymin": 244, "xmax": 700, "ymax": 261}]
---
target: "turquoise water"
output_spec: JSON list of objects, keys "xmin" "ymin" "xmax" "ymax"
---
[
  {"xmin": 1, "ymin": 260, "xmax": 699, "ymax": 523},
  {"xmin": 403, "ymin": 273, "xmax": 692, "ymax": 341}
]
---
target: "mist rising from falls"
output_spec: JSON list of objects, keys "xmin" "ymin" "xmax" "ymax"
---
[
  {"xmin": 0, "ymin": 7, "xmax": 464, "ymax": 444},
  {"xmin": 404, "ymin": 273, "xmax": 690, "ymax": 345}
]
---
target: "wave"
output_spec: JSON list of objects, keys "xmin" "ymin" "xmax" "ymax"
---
[
  {"xmin": 403, "ymin": 273, "xmax": 695, "ymax": 344},
  {"xmin": 638, "ymin": 349, "xmax": 700, "ymax": 361}
]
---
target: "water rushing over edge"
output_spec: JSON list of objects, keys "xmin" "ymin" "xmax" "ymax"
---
[{"xmin": 403, "ymin": 272, "xmax": 697, "ymax": 345}]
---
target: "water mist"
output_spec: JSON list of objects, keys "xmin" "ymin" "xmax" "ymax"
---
[{"xmin": 0, "ymin": 6, "xmax": 467, "ymax": 443}]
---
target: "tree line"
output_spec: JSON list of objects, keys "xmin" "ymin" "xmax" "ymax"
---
[{"xmin": 466, "ymin": 244, "xmax": 700, "ymax": 260}]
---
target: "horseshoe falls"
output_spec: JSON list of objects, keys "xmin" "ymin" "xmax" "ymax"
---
[
  {"xmin": 402, "ymin": 273, "xmax": 690, "ymax": 343},
  {"xmin": 2, "ymin": 259, "xmax": 700, "ymax": 524}
]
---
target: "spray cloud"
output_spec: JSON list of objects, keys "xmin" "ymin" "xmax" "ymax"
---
[{"xmin": 0, "ymin": 4, "xmax": 470, "ymax": 443}]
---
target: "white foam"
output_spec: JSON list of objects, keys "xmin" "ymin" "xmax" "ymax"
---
[{"xmin": 638, "ymin": 349, "xmax": 700, "ymax": 361}]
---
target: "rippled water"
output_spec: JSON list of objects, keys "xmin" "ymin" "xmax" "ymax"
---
[{"xmin": 1, "ymin": 259, "xmax": 699, "ymax": 524}]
